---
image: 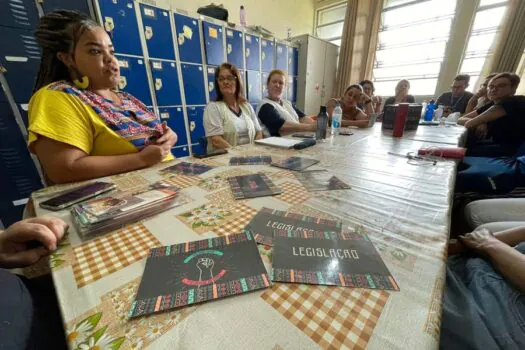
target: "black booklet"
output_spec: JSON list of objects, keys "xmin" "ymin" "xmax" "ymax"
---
[
  {"xmin": 227, "ymin": 174, "xmax": 282, "ymax": 200},
  {"xmin": 244, "ymin": 207, "xmax": 343, "ymax": 246},
  {"xmin": 160, "ymin": 161, "xmax": 214, "ymax": 176},
  {"xmin": 129, "ymin": 232, "xmax": 270, "ymax": 318},
  {"xmin": 295, "ymin": 171, "xmax": 351, "ymax": 191},
  {"xmin": 229, "ymin": 156, "xmax": 272, "ymax": 166},
  {"xmin": 271, "ymin": 156, "xmax": 319, "ymax": 171},
  {"xmin": 272, "ymin": 229, "xmax": 399, "ymax": 291}
]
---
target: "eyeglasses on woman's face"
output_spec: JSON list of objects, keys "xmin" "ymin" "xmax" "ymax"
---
[{"xmin": 218, "ymin": 75, "xmax": 237, "ymax": 84}]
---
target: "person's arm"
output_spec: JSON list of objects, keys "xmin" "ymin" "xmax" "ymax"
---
[
  {"xmin": 464, "ymin": 105, "xmax": 506, "ymax": 129},
  {"xmin": 210, "ymin": 135, "xmax": 231, "ymax": 149},
  {"xmin": 245, "ymin": 103, "xmax": 264, "ymax": 140},
  {"xmin": 292, "ymin": 105, "xmax": 315, "ymax": 124},
  {"xmin": 460, "ymin": 226, "xmax": 525, "ymax": 293},
  {"xmin": 34, "ymin": 137, "xmax": 168, "ymax": 184},
  {"xmin": 457, "ymin": 110, "xmax": 479, "ymax": 125},
  {"xmin": 341, "ymin": 119, "xmax": 369, "ymax": 128},
  {"xmin": 360, "ymin": 93, "xmax": 375, "ymax": 115},
  {"xmin": 465, "ymin": 95, "xmax": 479, "ymax": 114},
  {"xmin": 258, "ymin": 104, "xmax": 315, "ymax": 136},
  {"xmin": 204, "ymin": 103, "xmax": 232, "ymax": 149},
  {"xmin": 255, "ymin": 132, "xmax": 263, "ymax": 140}
]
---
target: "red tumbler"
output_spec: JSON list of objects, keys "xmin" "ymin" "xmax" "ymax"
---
[{"xmin": 392, "ymin": 103, "xmax": 409, "ymax": 137}]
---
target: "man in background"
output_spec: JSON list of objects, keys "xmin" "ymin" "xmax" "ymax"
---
[{"xmin": 437, "ymin": 74, "xmax": 474, "ymax": 115}]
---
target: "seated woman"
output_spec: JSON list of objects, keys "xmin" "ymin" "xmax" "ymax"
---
[
  {"xmin": 464, "ymin": 73, "xmax": 497, "ymax": 114},
  {"xmin": 203, "ymin": 63, "xmax": 263, "ymax": 150},
  {"xmin": 457, "ymin": 72, "xmax": 525, "ymax": 157},
  {"xmin": 441, "ymin": 225, "xmax": 525, "ymax": 349},
  {"xmin": 28, "ymin": 11, "xmax": 177, "ymax": 185},
  {"xmin": 382, "ymin": 79, "xmax": 415, "ymax": 109},
  {"xmin": 359, "ymin": 80, "xmax": 382, "ymax": 113},
  {"xmin": 256, "ymin": 70, "xmax": 315, "ymax": 137},
  {"xmin": 326, "ymin": 84, "xmax": 370, "ymax": 128}
]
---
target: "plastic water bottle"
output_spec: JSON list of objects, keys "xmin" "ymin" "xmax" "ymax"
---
[
  {"xmin": 331, "ymin": 103, "xmax": 342, "ymax": 135},
  {"xmin": 433, "ymin": 105, "xmax": 444, "ymax": 121},
  {"xmin": 421, "ymin": 100, "xmax": 427, "ymax": 119},
  {"xmin": 240, "ymin": 6, "xmax": 246, "ymax": 27},
  {"xmin": 424, "ymin": 99, "xmax": 436, "ymax": 121},
  {"xmin": 316, "ymin": 106, "xmax": 328, "ymax": 140}
]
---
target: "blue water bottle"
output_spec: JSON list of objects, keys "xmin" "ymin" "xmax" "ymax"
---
[{"xmin": 424, "ymin": 99, "xmax": 436, "ymax": 122}]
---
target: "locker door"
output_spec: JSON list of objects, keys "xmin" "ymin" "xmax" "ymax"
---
[
  {"xmin": 322, "ymin": 43, "xmax": 338, "ymax": 105},
  {"xmin": 0, "ymin": 26, "xmax": 40, "ymax": 104},
  {"xmin": 0, "ymin": 0, "xmax": 39, "ymax": 29},
  {"xmin": 117, "ymin": 56, "xmax": 152, "ymax": 106},
  {"xmin": 246, "ymin": 70, "xmax": 261, "ymax": 103},
  {"xmin": 261, "ymin": 72, "xmax": 269, "ymax": 98},
  {"xmin": 181, "ymin": 64, "xmax": 206, "ymax": 106},
  {"xmin": 245, "ymin": 34, "xmax": 260, "ymax": 71},
  {"xmin": 287, "ymin": 76, "xmax": 295, "ymax": 103},
  {"xmin": 42, "ymin": 0, "xmax": 91, "ymax": 16},
  {"xmin": 261, "ymin": 39, "xmax": 274, "ymax": 72},
  {"xmin": 187, "ymin": 106, "xmax": 205, "ymax": 154},
  {"xmin": 275, "ymin": 43, "xmax": 288, "ymax": 72},
  {"xmin": 292, "ymin": 76, "xmax": 298, "ymax": 104},
  {"xmin": 97, "ymin": 0, "xmax": 142, "ymax": 56},
  {"xmin": 292, "ymin": 47, "xmax": 299, "ymax": 76},
  {"xmin": 150, "ymin": 60, "xmax": 182, "ymax": 106},
  {"xmin": 139, "ymin": 4, "xmax": 175, "ymax": 60},
  {"xmin": 159, "ymin": 107, "xmax": 188, "ymax": 147},
  {"xmin": 207, "ymin": 66, "xmax": 217, "ymax": 102},
  {"xmin": 174, "ymin": 13, "xmax": 202, "ymax": 64},
  {"xmin": 226, "ymin": 29, "xmax": 244, "ymax": 69},
  {"xmin": 202, "ymin": 21, "xmax": 225, "ymax": 66}
]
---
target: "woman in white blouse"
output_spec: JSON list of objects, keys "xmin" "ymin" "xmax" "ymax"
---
[
  {"xmin": 256, "ymin": 69, "xmax": 316, "ymax": 137},
  {"xmin": 203, "ymin": 63, "xmax": 263, "ymax": 151}
]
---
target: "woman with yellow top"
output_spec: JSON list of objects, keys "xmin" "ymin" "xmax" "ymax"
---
[{"xmin": 29, "ymin": 11, "xmax": 177, "ymax": 184}]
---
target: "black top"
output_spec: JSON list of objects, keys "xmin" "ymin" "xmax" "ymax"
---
[
  {"xmin": 383, "ymin": 95, "xmax": 416, "ymax": 108},
  {"xmin": 437, "ymin": 91, "xmax": 474, "ymax": 113},
  {"xmin": 258, "ymin": 103, "xmax": 306, "ymax": 137},
  {"xmin": 476, "ymin": 95, "xmax": 525, "ymax": 149}
]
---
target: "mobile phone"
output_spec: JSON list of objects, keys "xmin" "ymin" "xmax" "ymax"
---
[
  {"xmin": 339, "ymin": 131, "xmax": 353, "ymax": 136},
  {"xmin": 292, "ymin": 134, "xmax": 315, "ymax": 139},
  {"xmin": 193, "ymin": 149, "xmax": 228, "ymax": 159},
  {"xmin": 39, "ymin": 182, "xmax": 116, "ymax": 211}
]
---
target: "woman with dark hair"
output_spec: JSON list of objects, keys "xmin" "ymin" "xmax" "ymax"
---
[
  {"xmin": 203, "ymin": 63, "xmax": 263, "ymax": 150},
  {"xmin": 256, "ymin": 69, "xmax": 315, "ymax": 137},
  {"xmin": 327, "ymin": 84, "xmax": 369, "ymax": 128},
  {"xmin": 28, "ymin": 11, "xmax": 177, "ymax": 185},
  {"xmin": 382, "ymin": 79, "xmax": 415, "ymax": 111},
  {"xmin": 359, "ymin": 79, "xmax": 382, "ymax": 113}
]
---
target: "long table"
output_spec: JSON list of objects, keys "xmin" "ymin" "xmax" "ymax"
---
[{"xmin": 32, "ymin": 124, "xmax": 466, "ymax": 350}]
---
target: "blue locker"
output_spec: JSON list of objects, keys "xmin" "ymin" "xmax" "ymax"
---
[
  {"xmin": 150, "ymin": 60, "xmax": 182, "ymax": 106},
  {"xmin": 261, "ymin": 39, "xmax": 274, "ymax": 72},
  {"xmin": 291, "ymin": 76, "xmax": 298, "ymax": 103},
  {"xmin": 42, "ymin": 0, "xmax": 91, "ymax": 16},
  {"xmin": 261, "ymin": 72, "xmax": 269, "ymax": 98},
  {"xmin": 139, "ymin": 4, "xmax": 175, "ymax": 60},
  {"xmin": 181, "ymin": 64, "xmax": 206, "ymax": 106},
  {"xmin": 246, "ymin": 70, "xmax": 261, "ymax": 103},
  {"xmin": 202, "ymin": 21, "xmax": 225, "ymax": 66},
  {"xmin": 174, "ymin": 13, "xmax": 202, "ymax": 64},
  {"xmin": 159, "ymin": 106, "xmax": 188, "ymax": 147},
  {"xmin": 207, "ymin": 66, "xmax": 217, "ymax": 102},
  {"xmin": 116, "ymin": 55, "xmax": 152, "ymax": 106},
  {"xmin": 172, "ymin": 145, "xmax": 190, "ymax": 158},
  {"xmin": 292, "ymin": 47, "xmax": 299, "ymax": 76},
  {"xmin": 0, "ymin": 26, "xmax": 40, "ymax": 103},
  {"xmin": 245, "ymin": 34, "xmax": 260, "ymax": 71},
  {"xmin": 97, "ymin": 0, "xmax": 142, "ymax": 56},
  {"xmin": 0, "ymin": 0, "xmax": 39, "ymax": 29},
  {"xmin": 226, "ymin": 28, "xmax": 244, "ymax": 69},
  {"xmin": 275, "ymin": 43, "xmax": 288, "ymax": 72},
  {"xmin": 287, "ymin": 76, "xmax": 294, "ymax": 102},
  {"xmin": 187, "ymin": 106, "xmax": 205, "ymax": 154}
]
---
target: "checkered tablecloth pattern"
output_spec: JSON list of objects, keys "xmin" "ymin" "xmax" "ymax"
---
[
  {"xmin": 161, "ymin": 174, "xmax": 200, "ymax": 189},
  {"xmin": 276, "ymin": 182, "xmax": 310, "ymax": 205},
  {"xmin": 267, "ymin": 170, "xmax": 297, "ymax": 182},
  {"xmin": 212, "ymin": 204, "xmax": 258, "ymax": 236},
  {"xmin": 72, "ymin": 223, "xmax": 161, "ymax": 288},
  {"xmin": 261, "ymin": 283, "xmax": 389, "ymax": 350}
]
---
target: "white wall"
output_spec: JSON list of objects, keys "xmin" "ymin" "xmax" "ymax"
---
[{"xmin": 155, "ymin": 0, "xmax": 315, "ymax": 38}]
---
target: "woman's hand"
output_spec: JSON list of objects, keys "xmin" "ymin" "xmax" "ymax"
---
[
  {"xmin": 139, "ymin": 144, "xmax": 170, "ymax": 166},
  {"xmin": 255, "ymin": 132, "xmax": 263, "ymax": 140},
  {"xmin": 156, "ymin": 122, "xmax": 178, "ymax": 149},
  {"xmin": 464, "ymin": 118, "xmax": 480, "ymax": 129},
  {"xmin": 459, "ymin": 228, "xmax": 501, "ymax": 255},
  {"xmin": 0, "ymin": 217, "xmax": 68, "ymax": 269},
  {"xmin": 448, "ymin": 239, "xmax": 467, "ymax": 256}
]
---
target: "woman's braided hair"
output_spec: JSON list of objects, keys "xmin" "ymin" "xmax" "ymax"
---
[{"xmin": 33, "ymin": 10, "xmax": 99, "ymax": 92}]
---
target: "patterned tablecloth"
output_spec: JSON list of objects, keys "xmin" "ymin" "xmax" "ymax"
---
[{"xmin": 32, "ymin": 124, "xmax": 466, "ymax": 350}]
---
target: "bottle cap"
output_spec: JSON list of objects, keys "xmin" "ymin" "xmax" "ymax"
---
[{"xmin": 320, "ymin": 106, "xmax": 327, "ymax": 113}]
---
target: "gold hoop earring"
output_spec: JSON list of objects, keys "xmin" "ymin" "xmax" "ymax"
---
[{"xmin": 73, "ymin": 76, "xmax": 90, "ymax": 89}]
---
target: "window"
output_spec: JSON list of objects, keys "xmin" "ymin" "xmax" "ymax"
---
[
  {"xmin": 372, "ymin": 0, "xmax": 457, "ymax": 96},
  {"xmin": 459, "ymin": 0, "xmax": 508, "ymax": 90},
  {"xmin": 316, "ymin": 2, "xmax": 347, "ymax": 47}
]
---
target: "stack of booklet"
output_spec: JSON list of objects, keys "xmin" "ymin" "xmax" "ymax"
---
[{"xmin": 72, "ymin": 181, "xmax": 186, "ymax": 236}]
